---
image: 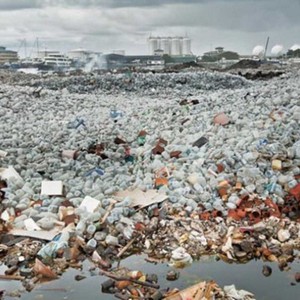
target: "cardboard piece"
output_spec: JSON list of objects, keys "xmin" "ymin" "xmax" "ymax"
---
[
  {"xmin": 9, "ymin": 229, "xmax": 60, "ymax": 241},
  {"xmin": 165, "ymin": 281, "xmax": 218, "ymax": 300},
  {"xmin": 79, "ymin": 196, "xmax": 101, "ymax": 213},
  {"xmin": 115, "ymin": 189, "xmax": 168, "ymax": 209},
  {"xmin": 41, "ymin": 181, "xmax": 63, "ymax": 196},
  {"xmin": 33, "ymin": 258, "xmax": 57, "ymax": 279}
]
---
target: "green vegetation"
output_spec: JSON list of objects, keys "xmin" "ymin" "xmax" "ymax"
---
[
  {"xmin": 201, "ymin": 51, "xmax": 239, "ymax": 62},
  {"xmin": 287, "ymin": 49, "xmax": 300, "ymax": 58}
]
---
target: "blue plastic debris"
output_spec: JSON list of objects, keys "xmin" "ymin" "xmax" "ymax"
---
[
  {"xmin": 37, "ymin": 241, "xmax": 68, "ymax": 259},
  {"xmin": 257, "ymin": 138, "xmax": 268, "ymax": 149},
  {"xmin": 67, "ymin": 117, "xmax": 86, "ymax": 129},
  {"xmin": 110, "ymin": 109, "xmax": 123, "ymax": 121},
  {"xmin": 85, "ymin": 167, "xmax": 105, "ymax": 177}
]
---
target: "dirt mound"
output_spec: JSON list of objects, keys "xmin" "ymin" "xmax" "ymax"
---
[{"xmin": 228, "ymin": 59, "xmax": 261, "ymax": 70}]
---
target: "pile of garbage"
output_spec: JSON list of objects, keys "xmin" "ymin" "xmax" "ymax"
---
[
  {"xmin": 100, "ymin": 267, "xmax": 255, "ymax": 300},
  {"xmin": 1, "ymin": 67, "xmax": 300, "ymax": 297},
  {"xmin": 13, "ymin": 71, "xmax": 250, "ymax": 95}
]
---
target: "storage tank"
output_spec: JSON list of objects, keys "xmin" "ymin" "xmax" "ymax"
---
[
  {"xmin": 290, "ymin": 44, "xmax": 300, "ymax": 51},
  {"xmin": 171, "ymin": 38, "xmax": 181, "ymax": 56},
  {"xmin": 252, "ymin": 45, "xmax": 265, "ymax": 58},
  {"xmin": 182, "ymin": 37, "xmax": 191, "ymax": 55},
  {"xmin": 148, "ymin": 37, "xmax": 159, "ymax": 55},
  {"xmin": 160, "ymin": 38, "xmax": 171, "ymax": 55},
  {"xmin": 271, "ymin": 45, "xmax": 284, "ymax": 57}
]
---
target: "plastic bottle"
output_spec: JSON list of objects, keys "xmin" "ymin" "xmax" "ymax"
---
[
  {"xmin": 86, "ymin": 224, "xmax": 96, "ymax": 239},
  {"xmin": 87, "ymin": 238, "xmax": 97, "ymax": 250},
  {"xmin": 76, "ymin": 219, "xmax": 86, "ymax": 236}
]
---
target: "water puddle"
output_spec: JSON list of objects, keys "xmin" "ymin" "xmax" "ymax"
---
[{"xmin": 1, "ymin": 254, "xmax": 299, "ymax": 299}]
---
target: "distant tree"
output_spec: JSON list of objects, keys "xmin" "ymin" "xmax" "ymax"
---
[
  {"xmin": 287, "ymin": 49, "xmax": 300, "ymax": 58},
  {"xmin": 218, "ymin": 51, "xmax": 239, "ymax": 60},
  {"xmin": 162, "ymin": 54, "xmax": 174, "ymax": 63},
  {"xmin": 201, "ymin": 55, "xmax": 218, "ymax": 62}
]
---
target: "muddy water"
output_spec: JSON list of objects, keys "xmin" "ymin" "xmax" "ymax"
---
[{"xmin": 1, "ymin": 254, "xmax": 299, "ymax": 300}]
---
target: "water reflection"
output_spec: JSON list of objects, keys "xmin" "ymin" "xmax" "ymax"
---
[{"xmin": 1, "ymin": 254, "xmax": 299, "ymax": 300}]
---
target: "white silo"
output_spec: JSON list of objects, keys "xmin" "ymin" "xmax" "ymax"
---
[
  {"xmin": 148, "ymin": 37, "xmax": 159, "ymax": 55},
  {"xmin": 171, "ymin": 37, "xmax": 181, "ymax": 56},
  {"xmin": 252, "ymin": 45, "xmax": 265, "ymax": 58},
  {"xmin": 182, "ymin": 37, "xmax": 191, "ymax": 55},
  {"xmin": 160, "ymin": 38, "xmax": 171, "ymax": 55},
  {"xmin": 290, "ymin": 44, "xmax": 300, "ymax": 51},
  {"xmin": 271, "ymin": 45, "xmax": 284, "ymax": 57}
]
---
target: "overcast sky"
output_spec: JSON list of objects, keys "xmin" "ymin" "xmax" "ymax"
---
[{"xmin": 1, "ymin": 0, "xmax": 300, "ymax": 57}]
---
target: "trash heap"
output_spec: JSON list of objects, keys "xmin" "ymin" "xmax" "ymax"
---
[
  {"xmin": 10, "ymin": 70, "xmax": 250, "ymax": 95},
  {"xmin": 1, "ymin": 68, "xmax": 300, "ymax": 297},
  {"xmin": 100, "ymin": 267, "xmax": 256, "ymax": 300}
]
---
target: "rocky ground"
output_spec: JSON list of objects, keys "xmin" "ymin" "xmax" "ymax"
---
[{"xmin": 0, "ymin": 67, "xmax": 300, "ymax": 299}]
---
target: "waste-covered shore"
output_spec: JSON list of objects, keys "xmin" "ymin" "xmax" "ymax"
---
[{"xmin": 0, "ymin": 66, "xmax": 300, "ymax": 299}]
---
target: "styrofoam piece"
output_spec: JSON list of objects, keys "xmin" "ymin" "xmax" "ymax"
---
[
  {"xmin": 79, "ymin": 196, "xmax": 101, "ymax": 213},
  {"xmin": 24, "ymin": 218, "xmax": 42, "ymax": 231},
  {"xmin": 41, "ymin": 181, "xmax": 63, "ymax": 196},
  {"xmin": 1, "ymin": 209, "xmax": 10, "ymax": 222},
  {"xmin": 0, "ymin": 166, "xmax": 23, "ymax": 181},
  {"xmin": 0, "ymin": 150, "xmax": 8, "ymax": 157}
]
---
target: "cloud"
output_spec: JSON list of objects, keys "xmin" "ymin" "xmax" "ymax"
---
[
  {"xmin": 0, "ymin": 0, "xmax": 202, "ymax": 10},
  {"xmin": 0, "ymin": 0, "xmax": 299, "ymax": 55},
  {"xmin": 0, "ymin": 0, "xmax": 40, "ymax": 10}
]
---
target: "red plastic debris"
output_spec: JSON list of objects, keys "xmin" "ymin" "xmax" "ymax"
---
[
  {"xmin": 138, "ymin": 130, "xmax": 147, "ymax": 137},
  {"xmin": 214, "ymin": 112, "xmax": 230, "ymax": 125},
  {"xmin": 289, "ymin": 183, "xmax": 300, "ymax": 201},
  {"xmin": 227, "ymin": 209, "xmax": 241, "ymax": 221},
  {"xmin": 199, "ymin": 211, "xmax": 211, "ymax": 221},
  {"xmin": 170, "ymin": 151, "xmax": 182, "ymax": 159},
  {"xmin": 265, "ymin": 198, "xmax": 281, "ymax": 218},
  {"xmin": 114, "ymin": 136, "xmax": 127, "ymax": 145}
]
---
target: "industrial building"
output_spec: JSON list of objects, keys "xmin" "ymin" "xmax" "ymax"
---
[
  {"xmin": 201, "ymin": 47, "xmax": 239, "ymax": 63},
  {"xmin": 105, "ymin": 54, "xmax": 164, "ymax": 70},
  {"xmin": 37, "ymin": 50, "xmax": 60, "ymax": 59},
  {"xmin": 148, "ymin": 36, "xmax": 192, "ymax": 56},
  {"xmin": 0, "ymin": 46, "xmax": 18, "ymax": 64},
  {"xmin": 68, "ymin": 49, "xmax": 102, "ymax": 59},
  {"xmin": 67, "ymin": 48, "xmax": 93, "ymax": 60}
]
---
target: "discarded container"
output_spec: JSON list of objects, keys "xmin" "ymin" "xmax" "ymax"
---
[
  {"xmin": 37, "ymin": 241, "xmax": 68, "ymax": 259},
  {"xmin": 214, "ymin": 112, "xmax": 230, "ymax": 125},
  {"xmin": 262, "ymin": 265, "xmax": 272, "ymax": 277},
  {"xmin": 272, "ymin": 159, "xmax": 282, "ymax": 171},
  {"xmin": 105, "ymin": 235, "xmax": 119, "ymax": 246},
  {"xmin": 85, "ymin": 167, "xmax": 105, "ymax": 177},
  {"xmin": 62, "ymin": 150, "xmax": 79, "ymax": 160},
  {"xmin": 110, "ymin": 108, "xmax": 123, "ymax": 121},
  {"xmin": 67, "ymin": 117, "xmax": 86, "ymax": 129},
  {"xmin": 86, "ymin": 238, "xmax": 97, "ymax": 250},
  {"xmin": 169, "ymin": 247, "xmax": 193, "ymax": 268},
  {"xmin": 192, "ymin": 136, "xmax": 208, "ymax": 148},
  {"xmin": 86, "ymin": 224, "xmax": 96, "ymax": 237},
  {"xmin": 166, "ymin": 270, "xmax": 180, "ymax": 281}
]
